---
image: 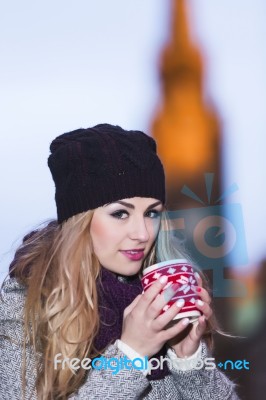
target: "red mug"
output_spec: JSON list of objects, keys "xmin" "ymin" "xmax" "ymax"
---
[{"xmin": 141, "ymin": 259, "xmax": 202, "ymax": 322}]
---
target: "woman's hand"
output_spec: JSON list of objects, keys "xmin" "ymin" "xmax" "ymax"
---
[
  {"xmin": 167, "ymin": 272, "xmax": 213, "ymax": 358},
  {"xmin": 120, "ymin": 276, "xmax": 194, "ymax": 359}
]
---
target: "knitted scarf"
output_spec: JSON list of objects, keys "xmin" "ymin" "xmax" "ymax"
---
[{"xmin": 93, "ymin": 266, "xmax": 171, "ymax": 381}]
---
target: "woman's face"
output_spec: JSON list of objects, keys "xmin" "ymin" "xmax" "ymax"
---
[{"xmin": 90, "ymin": 197, "xmax": 163, "ymax": 276}]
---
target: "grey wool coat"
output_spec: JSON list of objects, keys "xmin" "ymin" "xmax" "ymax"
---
[{"xmin": 0, "ymin": 278, "xmax": 241, "ymax": 399}]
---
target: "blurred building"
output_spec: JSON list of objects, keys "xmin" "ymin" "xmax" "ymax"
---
[
  {"xmin": 150, "ymin": 1, "xmax": 252, "ymax": 398},
  {"xmin": 152, "ymin": 0, "xmax": 221, "ymax": 208},
  {"xmin": 151, "ymin": 0, "xmax": 230, "ymax": 315},
  {"xmin": 150, "ymin": 0, "xmax": 240, "ymax": 316}
]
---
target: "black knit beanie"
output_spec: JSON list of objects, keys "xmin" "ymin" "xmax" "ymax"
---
[{"xmin": 48, "ymin": 123, "xmax": 165, "ymax": 223}]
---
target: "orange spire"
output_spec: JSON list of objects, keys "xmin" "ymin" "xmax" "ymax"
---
[{"xmin": 152, "ymin": 0, "xmax": 221, "ymax": 206}]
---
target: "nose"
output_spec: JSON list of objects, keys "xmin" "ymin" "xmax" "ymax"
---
[{"xmin": 129, "ymin": 216, "xmax": 150, "ymax": 243}]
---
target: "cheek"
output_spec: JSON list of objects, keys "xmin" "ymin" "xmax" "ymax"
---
[
  {"xmin": 90, "ymin": 218, "xmax": 119, "ymax": 252},
  {"xmin": 91, "ymin": 219, "xmax": 105, "ymax": 238},
  {"xmin": 90, "ymin": 219, "xmax": 106, "ymax": 252}
]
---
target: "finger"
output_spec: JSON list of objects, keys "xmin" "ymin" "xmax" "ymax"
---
[
  {"xmin": 138, "ymin": 275, "xmax": 169, "ymax": 313},
  {"xmin": 191, "ymin": 285, "xmax": 211, "ymax": 305},
  {"xmin": 123, "ymin": 294, "xmax": 142, "ymax": 317},
  {"xmin": 146, "ymin": 283, "xmax": 181, "ymax": 320},
  {"xmin": 152, "ymin": 297, "xmax": 185, "ymax": 331},
  {"xmin": 194, "ymin": 271, "xmax": 203, "ymax": 287},
  {"xmin": 195, "ymin": 300, "xmax": 213, "ymax": 320}
]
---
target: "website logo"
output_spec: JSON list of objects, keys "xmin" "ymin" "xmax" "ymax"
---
[
  {"xmin": 54, "ymin": 353, "xmax": 216, "ymax": 374},
  {"xmin": 217, "ymin": 359, "xmax": 250, "ymax": 370}
]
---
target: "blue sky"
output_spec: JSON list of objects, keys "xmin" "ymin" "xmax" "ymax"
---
[{"xmin": 1, "ymin": 0, "xmax": 265, "ymax": 283}]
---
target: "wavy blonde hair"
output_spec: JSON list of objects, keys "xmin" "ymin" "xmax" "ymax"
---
[
  {"xmin": 5, "ymin": 208, "xmax": 218, "ymax": 399},
  {"xmin": 7, "ymin": 211, "xmax": 100, "ymax": 399}
]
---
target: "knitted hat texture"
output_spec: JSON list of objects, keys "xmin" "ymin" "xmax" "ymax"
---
[{"xmin": 48, "ymin": 123, "xmax": 165, "ymax": 223}]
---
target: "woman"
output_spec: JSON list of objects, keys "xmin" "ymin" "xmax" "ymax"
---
[{"xmin": 0, "ymin": 124, "xmax": 240, "ymax": 399}]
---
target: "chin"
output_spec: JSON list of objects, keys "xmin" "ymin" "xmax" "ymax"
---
[{"xmin": 123, "ymin": 263, "xmax": 143, "ymax": 276}]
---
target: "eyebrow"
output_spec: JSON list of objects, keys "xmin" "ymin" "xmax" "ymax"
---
[{"xmin": 112, "ymin": 200, "xmax": 162, "ymax": 210}]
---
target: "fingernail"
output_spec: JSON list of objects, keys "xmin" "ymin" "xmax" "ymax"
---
[
  {"xmin": 197, "ymin": 299, "xmax": 204, "ymax": 306},
  {"xmin": 176, "ymin": 298, "xmax": 185, "ymax": 307},
  {"xmin": 191, "ymin": 285, "xmax": 201, "ymax": 293},
  {"xmin": 159, "ymin": 275, "xmax": 168, "ymax": 284},
  {"xmin": 195, "ymin": 272, "xmax": 200, "ymax": 280},
  {"xmin": 182, "ymin": 318, "xmax": 190, "ymax": 326}
]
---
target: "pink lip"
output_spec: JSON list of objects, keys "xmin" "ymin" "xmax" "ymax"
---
[{"xmin": 120, "ymin": 250, "xmax": 145, "ymax": 261}]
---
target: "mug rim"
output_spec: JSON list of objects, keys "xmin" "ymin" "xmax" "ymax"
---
[{"xmin": 142, "ymin": 258, "xmax": 189, "ymax": 275}]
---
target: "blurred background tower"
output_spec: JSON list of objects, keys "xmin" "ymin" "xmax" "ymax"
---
[
  {"xmin": 152, "ymin": 0, "xmax": 221, "ymax": 209},
  {"xmin": 151, "ymin": 0, "xmax": 229, "ymax": 307},
  {"xmin": 150, "ymin": 0, "xmax": 243, "ymax": 390}
]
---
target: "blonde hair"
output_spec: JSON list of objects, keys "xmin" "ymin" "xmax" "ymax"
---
[
  {"xmin": 5, "ymin": 208, "xmax": 218, "ymax": 399},
  {"xmin": 8, "ymin": 211, "xmax": 101, "ymax": 399}
]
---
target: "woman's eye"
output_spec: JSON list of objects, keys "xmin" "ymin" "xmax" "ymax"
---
[
  {"xmin": 111, "ymin": 210, "xmax": 129, "ymax": 219},
  {"xmin": 146, "ymin": 210, "xmax": 161, "ymax": 218}
]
